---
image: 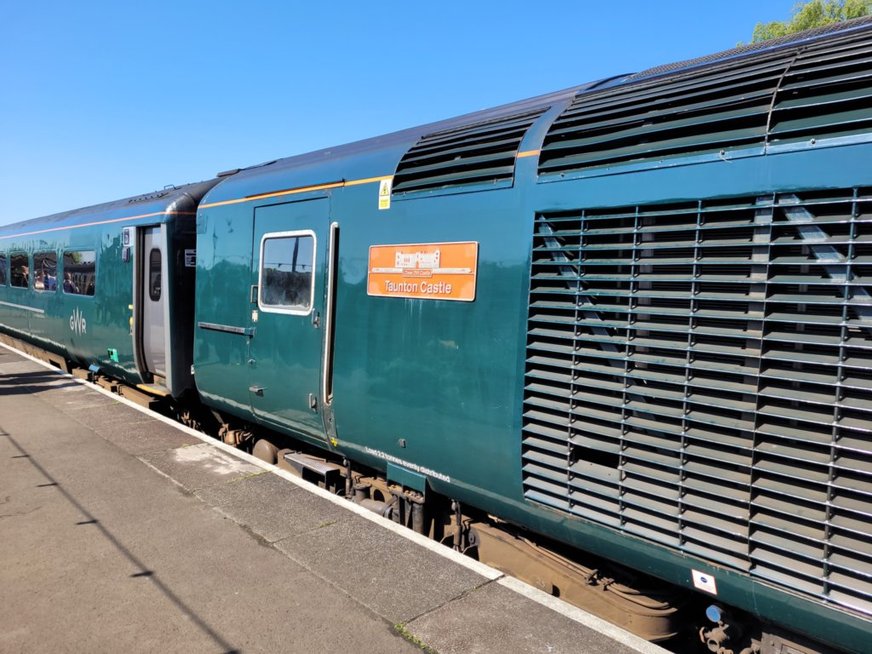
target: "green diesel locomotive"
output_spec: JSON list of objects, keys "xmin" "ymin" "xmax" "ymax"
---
[{"xmin": 2, "ymin": 20, "xmax": 871, "ymax": 653}]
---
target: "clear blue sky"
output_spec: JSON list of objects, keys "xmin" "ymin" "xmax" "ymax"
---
[{"xmin": 0, "ymin": 1, "xmax": 795, "ymax": 225}]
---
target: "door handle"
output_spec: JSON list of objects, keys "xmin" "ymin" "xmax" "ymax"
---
[{"xmin": 249, "ymin": 385, "xmax": 264, "ymax": 396}]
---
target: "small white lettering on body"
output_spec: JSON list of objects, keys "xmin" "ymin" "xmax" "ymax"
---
[
  {"xmin": 70, "ymin": 308, "xmax": 87, "ymax": 335},
  {"xmin": 363, "ymin": 447, "xmax": 451, "ymax": 483}
]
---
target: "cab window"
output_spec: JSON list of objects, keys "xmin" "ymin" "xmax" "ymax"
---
[
  {"xmin": 0, "ymin": 254, "xmax": 6, "ymax": 286},
  {"xmin": 259, "ymin": 232, "xmax": 315, "ymax": 312},
  {"xmin": 10, "ymin": 253, "xmax": 29, "ymax": 288},
  {"xmin": 63, "ymin": 250, "xmax": 96, "ymax": 296},
  {"xmin": 34, "ymin": 252, "xmax": 58, "ymax": 292}
]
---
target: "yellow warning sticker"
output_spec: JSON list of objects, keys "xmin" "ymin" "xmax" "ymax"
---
[{"xmin": 378, "ymin": 178, "xmax": 392, "ymax": 210}]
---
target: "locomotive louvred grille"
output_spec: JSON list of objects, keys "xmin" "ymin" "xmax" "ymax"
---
[
  {"xmin": 393, "ymin": 109, "xmax": 546, "ymax": 194},
  {"xmin": 522, "ymin": 190, "xmax": 872, "ymax": 616},
  {"xmin": 538, "ymin": 26, "xmax": 872, "ymax": 175},
  {"xmin": 769, "ymin": 33, "xmax": 872, "ymax": 145}
]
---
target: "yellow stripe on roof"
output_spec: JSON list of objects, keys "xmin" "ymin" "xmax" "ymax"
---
[
  {"xmin": 344, "ymin": 175, "xmax": 394, "ymax": 187},
  {"xmin": 517, "ymin": 150, "xmax": 541, "ymax": 158},
  {"xmin": 199, "ymin": 175, "xmax": 393, "ymax": 209},
  {"xmin": 2, "ymin": 174, "xmax": 396, "ymax": 237}
]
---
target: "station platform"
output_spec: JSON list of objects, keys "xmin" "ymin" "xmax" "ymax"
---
[{"xmin": 0, "ymin": 344, "xmax": 669, "ymax": 654}]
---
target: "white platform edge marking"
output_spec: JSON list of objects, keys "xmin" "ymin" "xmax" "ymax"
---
[{"xmin": 1, "ymin": 341, "xmax": 671, "ymax": 653}]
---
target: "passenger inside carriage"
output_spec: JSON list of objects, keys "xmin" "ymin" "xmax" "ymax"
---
[
  {"xmin": 36, "ymin": 271, "xmax": 56, "ymax": 291},
  {"xmin": 63, "ymin": 273, "xmax": 79, "ymax": 294},
  {"xmin": 12, "ymin": 264, "xmax": 29, "ymax": 288}
]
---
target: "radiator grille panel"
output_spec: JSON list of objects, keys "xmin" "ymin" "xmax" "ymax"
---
[{"xmin": 523, "ymin": 190, "xmax": 872, "ymax": 615}]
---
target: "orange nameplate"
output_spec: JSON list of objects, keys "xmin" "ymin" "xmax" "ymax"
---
[{"xmin": 367, "ymin": 241, "xmax": 478, "ymax": 302}]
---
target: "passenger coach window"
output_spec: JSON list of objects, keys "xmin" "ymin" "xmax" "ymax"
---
[
  {"xmin": 149, "ymin": 248, "xmax": 161, "ymax": 301},
  {"xmin": 63, "ymin": 250, "xmax": 96, "ymax": 296},
  {"xmin": 33, "ymin": 252, "xmax": 58, "ymax": 291},
  {"xmin": 0, "ymin": 254, "xmax": 6, "ymax": 286},
  {"xmin": 260, "ymin": 233, "xmax": 314, "ymax": 312},
  {"xmin": 10, "ymin": 253, "xmax": 29, "ymax": 288}
]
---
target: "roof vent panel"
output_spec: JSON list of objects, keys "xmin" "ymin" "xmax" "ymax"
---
[
  {"xmin": 539, "ymin": 21, "xmax": 872, "ymax": 177},
  {"xmin": 538, "ymin": 52, "xmax": 791, "ymax": 175},
  {"xmin": 393, "ymin": 108, "xmax": 546, "ymax": 194},
  {"xmin": 769, "ymin": 31, "xmax": 872, "ymax": 144}
]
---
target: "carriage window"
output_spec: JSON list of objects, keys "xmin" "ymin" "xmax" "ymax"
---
[
  {"xmin": 63, "ymin": 250, "xmax": 96, "ymax": 296},
  {"xmin": 33, "ymin": 252, "xmax": 58, "ymax": 292},
  {"xmin": 10, "ymin": 253, "xmax": 29, "ymax": 288},
  {"xmin": 149, "ymin": 248, "xmax": 161, "ymax": 301},
  {"xmin": 0, "ymin": 254, "xmax": 6, "ymax": 286},
  {"xmin": 260, "ymin": 233, "xmax": 314, "ymax": 312}
]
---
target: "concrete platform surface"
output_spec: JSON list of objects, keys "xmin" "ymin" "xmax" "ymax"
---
[{"xmin": 0, "ymin": 345, "xmax": 668, "ymax": 654}]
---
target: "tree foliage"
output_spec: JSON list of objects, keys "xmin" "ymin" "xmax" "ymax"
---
[{"xmin": 751, "ymin": 0, "xmax": 872, "ymax": 42}]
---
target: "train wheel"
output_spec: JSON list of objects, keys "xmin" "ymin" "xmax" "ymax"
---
[{"xmin": 251, "ymin": 439, "xmax": 278, "ymax": 464}]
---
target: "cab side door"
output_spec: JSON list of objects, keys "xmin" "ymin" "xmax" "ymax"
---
[{"xmin": 248, "ymin": 199, "xmax": 328, "ymax": 442}]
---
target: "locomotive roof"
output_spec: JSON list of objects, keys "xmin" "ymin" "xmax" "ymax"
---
[
  {"xmin": 0, "ymin": 179, "xmax": 219, "ymax": 239},
  {"xmin": 628, "ymin": 14, "xmax": 872, "ymax": 83},
  {"xmin": 202, "ymin": 16, "xmax": 872, "ymax": 206},
  {"xmin": 198, "ymin": 84, "xmax": 595, "ymax": 206}
]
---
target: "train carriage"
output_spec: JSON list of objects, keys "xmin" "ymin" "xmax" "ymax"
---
[{"xmin": 0, "ymin": 180, "xmax": 218, "ymax": 397}]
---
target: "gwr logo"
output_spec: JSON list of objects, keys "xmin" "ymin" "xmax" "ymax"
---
[{"xmin": 70, "ymin": 307, "xmax": 87, "ymax": 335}]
